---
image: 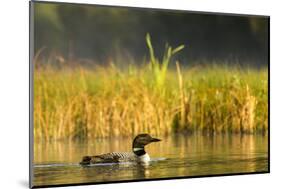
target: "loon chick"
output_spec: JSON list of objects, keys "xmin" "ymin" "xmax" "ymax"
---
[{"xmin": 80, "ymin": 134, "xmax": 161, "ymax": 165}]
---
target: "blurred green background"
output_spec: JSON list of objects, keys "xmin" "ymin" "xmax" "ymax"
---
[{"xmin": 33, "ymin": 2, "xmax": 268, "ymax": 66}]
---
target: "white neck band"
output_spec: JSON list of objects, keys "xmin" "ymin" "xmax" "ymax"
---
[{"xmin": 133, "ymin": 147, "xmax": 144, "ymax": 152}]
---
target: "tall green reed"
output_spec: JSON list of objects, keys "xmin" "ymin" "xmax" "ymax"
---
[{"xmin": 146, "ymin": 33, "xmax": 184, "ymax": 89}]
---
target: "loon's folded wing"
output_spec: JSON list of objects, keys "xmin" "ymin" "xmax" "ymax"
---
[{"xmin": 80, "ymin": 152, "xmax": 136, "ymax": 165}]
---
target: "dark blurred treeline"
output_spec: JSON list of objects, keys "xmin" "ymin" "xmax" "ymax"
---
[{"xmin": 33, "ymin": 2, "xmax": 269, "ymax": 66}]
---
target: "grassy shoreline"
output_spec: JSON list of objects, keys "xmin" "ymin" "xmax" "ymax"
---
[{"xmin": 34, "ymin": 62, "xmax": 268, "ymax": 140}]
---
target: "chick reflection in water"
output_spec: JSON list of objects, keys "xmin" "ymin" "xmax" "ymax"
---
[{"xmin": 80, "ymin": 134, "xmax": 161, "ymax": 165}]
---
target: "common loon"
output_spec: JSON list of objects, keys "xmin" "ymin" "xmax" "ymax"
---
[{"xmin": 80, "ymin": 134, "xmax": 161, "ymax": 165}]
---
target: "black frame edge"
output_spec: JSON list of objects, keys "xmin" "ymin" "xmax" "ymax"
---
[
  {"xmin": 267, "ymin": 16, "xmax": 270, "ymax": 173},
  {"xmin": 29, "ymin": 1, "xmax": 35, "ymax": 188},
  {"xmin": 32, "ymin": 171, "xmax": 269, "ymax": 188}
]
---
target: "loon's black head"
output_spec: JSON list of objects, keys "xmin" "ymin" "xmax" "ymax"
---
[{"xmin": 132, "ymin": 134, "xmax": 161, "ymax": 156}]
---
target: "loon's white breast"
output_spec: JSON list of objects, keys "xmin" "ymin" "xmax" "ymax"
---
[{"xmin": 138, "ymin": 153, "xmax": 150, "ymax": 163}]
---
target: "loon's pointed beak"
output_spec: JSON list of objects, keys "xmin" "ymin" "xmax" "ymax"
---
[{"xmin": 150, "ymin": 137, "xmax": 161, "ymax": 142}]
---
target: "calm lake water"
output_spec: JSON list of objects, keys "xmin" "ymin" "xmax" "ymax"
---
[{"xmin": 33, "ymin": 134, "xmax": 268, "ymax": 187}]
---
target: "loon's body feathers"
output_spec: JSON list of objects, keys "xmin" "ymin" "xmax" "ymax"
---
[
  {"xmin": 80, "ymin": 134, "xmax": 160, "ymax": 165},
  {"xmin": 81, "ymin": 152, "xmax": 139, "ymax": 165}
]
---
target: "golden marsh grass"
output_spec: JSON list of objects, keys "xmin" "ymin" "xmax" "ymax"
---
[
  {"xmin": 34, "ymin": 62, "xmax": 268, "ymax": 140},
  {"xmin": 34, "ymin": 34, "xmax": 268, "ymax": 140}
]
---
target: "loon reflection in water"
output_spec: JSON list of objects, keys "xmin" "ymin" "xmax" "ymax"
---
[{"xmin": 80, "ymin": 134, "xmax": 161, "ymax": 165}]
